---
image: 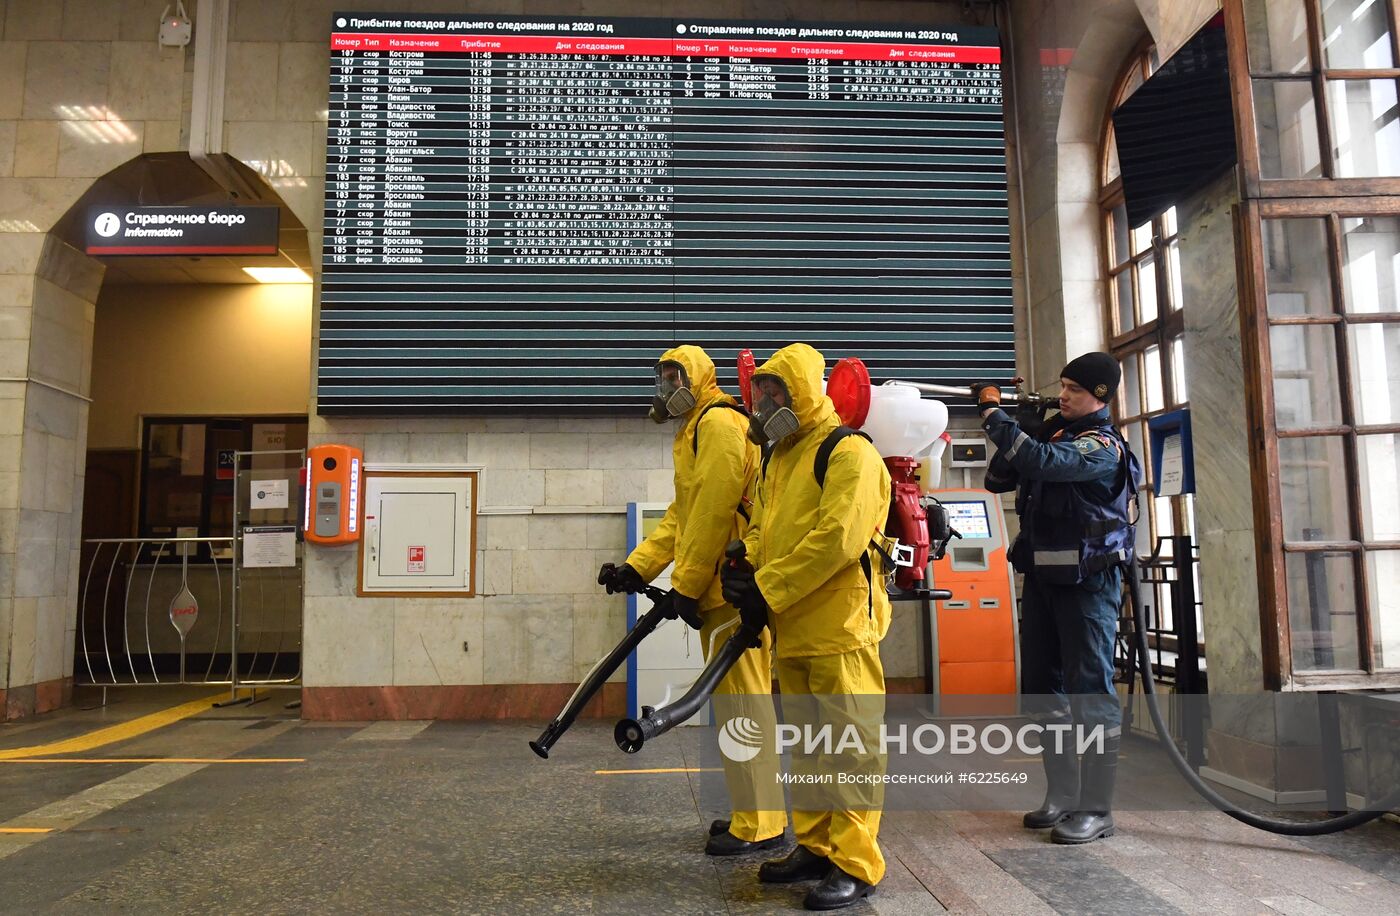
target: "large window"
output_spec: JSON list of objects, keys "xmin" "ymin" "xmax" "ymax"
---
[
  {"xmin": 139, "ymin": 416, "xmax": 308, "ymax": 560},
  {"xmin": 1230, "ymin": 0, "xmax": 1400, "ymax": 687},
  {"xmin": 1101, "ymin": 42, "xmax": 1198, "ymax": 628}
]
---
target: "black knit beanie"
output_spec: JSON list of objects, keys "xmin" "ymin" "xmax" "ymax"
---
[{"xmin": 1060, "ymin": 352, "xmax": 1120, "ymax": 403}]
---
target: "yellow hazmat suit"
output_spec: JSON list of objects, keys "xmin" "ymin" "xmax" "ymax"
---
[
  {"xmin": 625, "ymin": 345, "xmax": 786, "ymax": 844},
  {"xmin": 742, "ymin": 343, "xmax": 893, "ymax": 886}
]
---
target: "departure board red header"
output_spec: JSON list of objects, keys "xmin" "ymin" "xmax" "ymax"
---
[{"xmin": 319, "ymin": 14, "xmax": 1012, "ymax": 414}]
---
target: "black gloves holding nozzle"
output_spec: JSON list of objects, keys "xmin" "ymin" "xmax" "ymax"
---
[
  {"xmin": 597, "ymin": 562, "xmax": 645, "ymax": 595},
  {"xmin": 655, "ymin": 590, "xmax": 703, "ymax": 630},
  {"xmin": 970, "ymin": 382, "xmax": 1003, "ymax": 414},
  {"xmin": 719, "ymin": 540, "xmax": 768, "ymax": 639}
]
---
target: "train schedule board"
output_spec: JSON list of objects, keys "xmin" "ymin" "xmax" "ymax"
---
[{"xmin": 320, "ymin": 14, "xmax": 1011, "ymax": 414}]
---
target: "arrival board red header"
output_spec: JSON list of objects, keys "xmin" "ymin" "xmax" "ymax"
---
[{"xmin": 319, "ymin": 14, "xmax": 1011, "ymax": 414}]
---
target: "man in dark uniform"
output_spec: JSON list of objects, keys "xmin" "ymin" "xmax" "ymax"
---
[{"xmin": 972, "ymin": 352, "xmax": 1141, "ymax": 845}]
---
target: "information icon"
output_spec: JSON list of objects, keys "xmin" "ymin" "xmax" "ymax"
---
[{"xmin": 93, "ymin": 212, "xmax": 121, "ymax": 238}]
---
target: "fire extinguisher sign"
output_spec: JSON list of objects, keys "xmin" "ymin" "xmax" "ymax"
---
[{"xmin": 407, "ymin": 546, "xmax": 425, "ymax": 572}]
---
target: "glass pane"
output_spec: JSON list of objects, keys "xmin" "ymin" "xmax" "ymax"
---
[
  {"xmin": 1329, "ymin": 79, "xmax": 1400, "ymax": 177},
  {"xmin": 1340, "ymin": 216, "xmax": 1400, "ymax": 314},
  {"xmin": 1127, "ymin": 422, "xmax": 1148, "ymax": 486},
  {"xmin": 1144, "ymin": 345, "xmax": 1165, "ymax": 412},
  {"xmin": 1138, "ymin": 254, "xmax": 1158, "ymax": 324},
  {"xmin": 1321, "ymin": 0, "xmax": 1394, "ymax": 69},
  {"xmin": 1154, "ymin": 495, "xmax": 1176, "ymax": 538},
  {"xmin": 1367, "ymin": 550, "xmax": 1400, "ymax": 667},
  {"xmin": 1131, "ymin": 220, "xmax": 1153, "ymax": 256},
  {"xmin": 143, "ymin": 422, "xmax": 205, "ymax": 535},
  {"xmin": 1105, "ymin": 131, "xmax": 1122, "ymax": 184},
  {"xmin": 1285, "ymin": 551, "xmax": 1361, "ymax": 671},
  {"xmin": 1270, "ymin": 324, "xmax": 1344, "ymax": 428},
  {"xmin": 1161, "ymin": 206, "xmax": 1178, "ymax": 239},
  {"xmin": 1167, "ymin": 240, "xmax": 1184, "ymax": 311},
  {"xmin": 1115, "ymin": 268, "xmax": 1134, "ymax": 335},
  {"xmin": 1264, "ymin": 218, "xmax": 1335, "ymax": 316},
  {"xmin": 1279, "ymin": 436, "xmax": 1352, "ymax": 540},
  {"xmin": 1243, "ymin": 0, "xmax": 1312, "ymax": 73},
  {"xmin": 1349, "ymin": 323, "xmax": 1400, "ymax": 424},
  {"xmin": 1357, "ymin": 434, "xmax": 1400, "ymax": 540},
  {"xmin": 1119, "ymin": 65, "xmax": 1145, "ymax": 104},
  {"xmin": 1110, "ymin": 203, "xmax": 1129, "ymax": 267},
  {"xmin": 1120, "ymin": 351, "xmax": 1143, "ymax": 417},
  {"xmin": 1171, "ymin": 337, "xmax": 1189, "ymax": 403},
  {"xmin": 1255, "ymin": 79, "xmax": 1324, "ymax": 178}
]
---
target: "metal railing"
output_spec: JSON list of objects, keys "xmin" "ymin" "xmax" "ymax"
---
[{"xmin": 76, "ymin": 536, "xmax": 301, "ymax": 693}]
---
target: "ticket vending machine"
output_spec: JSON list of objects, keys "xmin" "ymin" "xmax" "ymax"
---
[{"xmin": 927, "ymin": 488, "xmax": 1019, "ymax": 712}]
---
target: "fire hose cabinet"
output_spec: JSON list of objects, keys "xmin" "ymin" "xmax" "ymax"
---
[{"xmin": 357, "ymin": 469, "xmax": 477, "ymax": 596}]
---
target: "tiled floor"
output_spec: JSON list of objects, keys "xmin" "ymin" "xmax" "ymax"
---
[{"xmin": 0, "ymin": 690, "xmax": 1396, "ymax": 914}]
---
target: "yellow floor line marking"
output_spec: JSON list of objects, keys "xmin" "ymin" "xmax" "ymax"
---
[
  {"xmin": 0, "ymin": 828, "xmax": 53, "ymax": 834},
  {"xmin": 0, "ymin": 693, "xmax": 228, "ymax": 760},
  {"xmin": 595, "ymin": 767, "xmax": 723, "ymax": 775},
  {"xmin": 0, "ymin": 757, "xmax": 305, "ymax": 765}
]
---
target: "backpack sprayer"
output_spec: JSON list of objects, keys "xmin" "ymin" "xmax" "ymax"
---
[
  {"xmin": 614, "ymin": 541, "xmax": 765, "ymax": 753},
  {"xmin": 529, "ymin": 583, "xmax": 697, "ymax": 759}
]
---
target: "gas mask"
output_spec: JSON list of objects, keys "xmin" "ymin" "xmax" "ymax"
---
[
  {"xmin": 648, "ymin": 361, "xmax": 697, "ymax": 423},
  {"xmin": 747, "ymin": 377, "xmax": 800, "ymax": 446}
]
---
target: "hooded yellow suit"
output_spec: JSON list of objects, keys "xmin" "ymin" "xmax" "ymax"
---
[
  {"xmin": 625, "ymin": 345, "xmax": 785, "ymax": 843},
  {"xmin": 742, "ymin": 343, "xmax": 892, "ymax": 886}
]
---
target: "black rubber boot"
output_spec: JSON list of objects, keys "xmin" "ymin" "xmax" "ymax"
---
[
  {"xmin": 705, "ymin": 831, "xmax": 786, "ymax": 857},
  {"xmin": 1052, "ymin": 735, "xmax": 1119, "ymax": 844},
  {"xmin": 758, "ymin": 845, "xmax": 831, "ymax": 884},
  {"xmin": 803, "ymin": 866, "xmax": 876, "ymax": 911},
  {"xmin": 709, "ymin": 818, "xmax": 730, "ymax": 836},
  {"xmin": 1023, "ymin": 736, "xmax": 1080, "ymax": 828}
]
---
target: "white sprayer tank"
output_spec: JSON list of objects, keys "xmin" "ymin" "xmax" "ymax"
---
[{"xmin": 861, "ymin": 382, "xmax": 949, "ymax": 459}]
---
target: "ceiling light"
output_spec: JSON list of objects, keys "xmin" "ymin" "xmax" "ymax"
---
[{"xmin": 242, "ymin": 267, "xmax": 311, "ymax": 284}]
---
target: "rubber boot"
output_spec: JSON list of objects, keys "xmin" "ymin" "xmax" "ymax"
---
[
  {"xmin": 1023, "ymin": 737, "xmax": 1079, "ymax": 828},
  {"xmin": 1052, "ymin": 735, "xmax": 1118, "ymax": 844},
  {"xmin": 803, "ymin": 865, "xmax": 876, "ymax": 911},
  {"xmin": 759, "ymin": 845, "xmax": 831, "ymax": 884}
]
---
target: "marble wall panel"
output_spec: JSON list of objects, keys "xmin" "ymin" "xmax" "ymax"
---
[
  {"xmin": 107, "ymin": 42, "xmax": 186, "ymax": 121},
  {"xmin": 0, "ymin": 121, "xmax": 15, "ymax": 178},
  {"xmin": 223, "ymin": 42, "xmax": 279, "ymax": 123},
  {"xmin": 482, "ymin": 594, "xmax": 574, "ymax": 684},
  {"xmin": 276, "ymin": 42, "xmax": 327, "ymax": 123},
  {"xmin": 302, "ymin": 595, "xmax": 395, "ymax": 686},
  {"xmin": 22, "ymin": 41, "xmax": 111, "ymax": 121},
  {"xmin": 391, "ymin": 597, "xmax": 485, "ymax": 686},
  {"xmin": 12, "ymin": 120, "xmax": 58, "ymax": 178},
  {"xmin": 3, "ymin": 1, "xmax": 61, "ymax": 40}
]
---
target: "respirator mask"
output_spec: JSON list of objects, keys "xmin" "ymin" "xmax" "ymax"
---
[
  {"xmin": 649, "ymin": 361, "xmax": 697, "ymax": 423},
  {"xmin": 747, "ymin": 377, "xmax": 800, "ymax": 446}
]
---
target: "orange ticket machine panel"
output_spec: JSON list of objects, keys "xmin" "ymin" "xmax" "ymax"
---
[
  {"xmin": 928, "ymin": 489, "xmax": 1019, "ymax": 709},
  {"xmin": 305, "ymin": 444, "xmax": 363, "ymax": 546}
]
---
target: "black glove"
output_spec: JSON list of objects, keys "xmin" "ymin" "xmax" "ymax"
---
[
  {"xmin": 720, "ymin": 560, "xmax": 767, "ymax": 628},
  {"xmin": 654, "ymin": 589, "xmax": 703, "ymax": 630},
  {"xmin": 970, "ymin": 381, "xmax": 1002, "ymax": 414},
  {"xmin": 597, "ymin": 562, "xmax": 645, "ymax": 595}
]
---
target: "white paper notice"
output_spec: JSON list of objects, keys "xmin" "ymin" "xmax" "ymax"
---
[
  {"xmin": 243, "ymin": 526, "xmax": 297, "ymax": 568},
  {"xmin": 250, "ymin": 479, "xmax": 290, "ymax": 510},
  {"xmin": 1158, "ymin": 433, "xmax": 1184, "ymax": 497}
]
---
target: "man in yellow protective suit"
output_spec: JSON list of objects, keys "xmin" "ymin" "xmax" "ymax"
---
[
  {"xmin": 596, "ymin": 345, "xmax": 788, "ymax": 856},
  {"xmin": 721, "ymin": 343, "xmax": 892, "ymax": 911}
]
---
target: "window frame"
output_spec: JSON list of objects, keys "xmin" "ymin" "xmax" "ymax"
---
[
  {"xmin": 1230, "ymin": 0, "xmax": 1400, "ymax": 199},
  {"xmin": 1100, "ymin": 39, "xmax": 1197, "ymax": 587},
  {"xmin": 1226, "ymin": 0, "xmax": 1400, "ymax": 689}
]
